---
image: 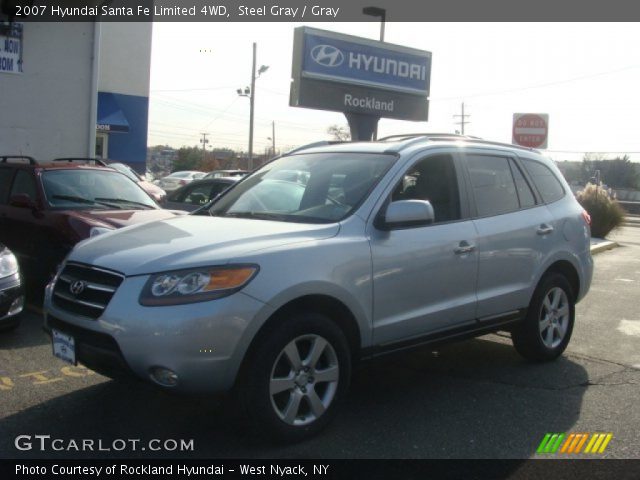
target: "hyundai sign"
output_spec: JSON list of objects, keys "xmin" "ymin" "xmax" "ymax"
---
[{"xmin": 290, "ymin": 27, "xmax": 431, "ymax": 121}]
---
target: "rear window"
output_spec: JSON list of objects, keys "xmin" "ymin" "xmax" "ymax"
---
[
  {"xmin": 522, "ymin": 159, "xmax": 565, "ymax": 203},
  {"xmin": 0, "ymin": 168, "xmax": 14, "ymax": 204}
]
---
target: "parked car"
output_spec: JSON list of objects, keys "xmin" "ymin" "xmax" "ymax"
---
[
  {"xmin": 108, "ymin": 162, "xmax": 167, "ymax": 203},
  {"xmin": 158, "ymin": 171, "xmax": 205, "ymax": 192},
  {"xmin": 203, "ymin": 169, "xmax": 248, "ymax": 179},
  {"xmin": 0, "ymin": 156, "xmax": 179, "ymax": 288},
  {"xmin": 44, "ymin": 135, "xmax": 593, "ymax": 441},
  {"xmin": 0, "ymin": 243, "xmax": 24, "ymax": 331},
  {"xmin": 163, "ymin": 177, "xmax": 238, "ymax": 212}
]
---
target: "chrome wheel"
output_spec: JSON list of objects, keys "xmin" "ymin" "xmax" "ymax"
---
[
  {"xmin": 539, "ymin": 287, "xmax": 570, "ymax": 349},
  {"xmin": 269, "ymin": 334, "xmax": 339, "ymax": 426}
]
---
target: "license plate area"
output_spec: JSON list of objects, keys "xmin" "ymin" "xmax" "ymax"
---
[{"xmin": 52, "ymin": 328, "xmax": 76, "ymax": 365}]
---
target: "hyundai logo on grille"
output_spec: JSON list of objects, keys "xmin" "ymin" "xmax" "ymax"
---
[
  {"xmin": 69, "ymin": 280, "xmax": 86, "ymax": 295},
  {"xmin": 310, "ymin": 44, "xmax": 344, "ymax": 68}
]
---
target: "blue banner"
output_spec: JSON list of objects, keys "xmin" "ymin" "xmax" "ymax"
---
[{"xmin": 301, "ymin": 32, "xmax": 431, "ymax": 95}]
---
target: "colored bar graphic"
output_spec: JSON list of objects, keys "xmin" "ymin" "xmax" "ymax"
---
[{"xmin": 538, "ymin": 433, "xmax": 613, "ymax": 454}]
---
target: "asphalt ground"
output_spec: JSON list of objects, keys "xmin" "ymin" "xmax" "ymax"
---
[{"xmin": 0, "ymin": 228, "xmax": 638, "ymax": 460}]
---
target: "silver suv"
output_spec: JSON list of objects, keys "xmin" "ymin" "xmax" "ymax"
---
[{"xmin": 44, "ymin": 135, "xmax": 593, "ymax": 441}]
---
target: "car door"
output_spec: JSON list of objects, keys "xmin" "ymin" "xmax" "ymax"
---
[
  {"xmin": 2, "ymin": 168, "xmax": 44, "ymax": 277},
  {"xmin": 0, "ymin": 166, "xmax": 17, "ymax": 247},
  {"xmin": 370, "ymin": 151, "xmax": 479, "ymax": 345},
  {"xmin": 462, "ymin": 150, "xmax": 555, "ymax": 320}
]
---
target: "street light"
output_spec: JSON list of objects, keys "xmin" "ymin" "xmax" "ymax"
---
[
  {"xmin": 236, "ymin": 42, "xmax": 269, "ymax": 171},
  {"xmin": 362, "ymin": 6, "xmax": 386, "ymax": 42}
]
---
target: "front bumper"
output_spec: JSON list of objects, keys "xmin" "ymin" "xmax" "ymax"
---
[
  {"xmin": 0, "ymin": 273, "xmax": 24, "ymax": 324},
  {"xmin": 44, "ymin": 274, "xmax": 271, "ymax": 393}
]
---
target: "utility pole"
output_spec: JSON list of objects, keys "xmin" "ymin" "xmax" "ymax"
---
[
  {"xmin": 271, "ymin": 121, "xmax": 276, "ymax": 156},
  {"xmin": 248, "ymin": 42, "xmax": 256, "ymax": 171},
  {"xmin": 453, "ymin": 102, "xmax": 471, "ymax": 135},
  {"xmin": 199, "ymin": 133, "xmax": 209, "ymax": 162}
]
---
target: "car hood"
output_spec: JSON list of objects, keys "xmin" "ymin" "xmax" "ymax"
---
[
  {"xmin": 68, "ymin": 215, "xmax": 340, "ymax": 276},
  {"xmin": 67, "ymin": 208, "xmax": 178, "ymax": 229}
]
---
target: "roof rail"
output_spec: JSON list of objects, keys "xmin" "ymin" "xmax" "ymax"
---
[
  {"xmin": 53, "ymin": 157, "xmax": 108, "ymax": 166},
  {"xmin": 378, "ymin": 133, "xmax": 540, "ymax": 154},
  {"xmin": 378, "ymin": 133, "xmax": 468, "ymax": 142},
  {"xmin": 284, "ymin": 140, "xmax": 349, "ymax": 155},
  {"xmin": 0, "ymin": 155, "xmax": 37, "ymax": 165}
]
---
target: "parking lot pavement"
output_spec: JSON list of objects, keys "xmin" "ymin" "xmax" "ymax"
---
[{"xmin": 0, "ymin": 229, "xmax": 638, "ymax": 459}]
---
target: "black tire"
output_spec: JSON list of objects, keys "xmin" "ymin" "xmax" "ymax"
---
[
  {"xmin": 238, "ymin": 311, "xmax": 351, "ymax": 443},
  {"xmin": 512, "ymin": 273, "xmax": 575, "ymax": 362}
]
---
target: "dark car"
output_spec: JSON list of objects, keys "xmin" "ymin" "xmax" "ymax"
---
[
  {"xmin": 0, "ymin": 243, "xmax": 24, "ymax": 331},
  {"xmin": 0, "ymin": 156, "xmax": 179, "ymax": 290},
  {"xmin": 163, "ymin": 177, "xmax": 238, "ymax": 212}
]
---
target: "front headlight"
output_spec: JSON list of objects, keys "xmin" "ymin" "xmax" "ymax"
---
[
  {"xmin": 0, "ymin": 248, "xmax": 19, "ymax": 279},
  {"xmin": 139, "ymin": 265, "xmax": 259, "ymax": 306}
]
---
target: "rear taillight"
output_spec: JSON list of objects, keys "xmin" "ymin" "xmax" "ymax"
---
[{"xmin": 581, "ymin": 209, "xmax": 591, "ymax": 226}]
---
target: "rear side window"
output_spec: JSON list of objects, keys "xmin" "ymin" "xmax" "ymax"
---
[
  {"xmin": 466, "ymin": 155, "xmax": 519, "ymax": 217},
  {"xmin": 522, "ymin": 159, "xmax": 565, "ymax": 203},
  {"xmin": 0, "ymin": 168, "xmax": 14, "ymax": 204},
  {"xmin": 509, "ymin": 159, "xmax": 536, "ymax": 208},
  {"xmin": 9, "ymin": 170, "xmax": 37, "ymax": 201}
]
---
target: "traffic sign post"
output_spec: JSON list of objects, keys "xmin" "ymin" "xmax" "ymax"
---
[{"xmin": 512, "ymin": 113, "xmax": 549, "ymax": 149}]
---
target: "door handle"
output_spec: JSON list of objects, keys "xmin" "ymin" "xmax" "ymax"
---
[
  {"xmin": 536, "ymin": 224, "xmax": 554, "ymax": 235},
  {"xmin": 454, "ymin": 241, "xmax": 476, "ymax": 255}
]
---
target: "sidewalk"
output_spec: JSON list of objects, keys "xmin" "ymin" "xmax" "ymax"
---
[{"xmin": 590, "ymin": 237, "xmax": 618, "ymax": 255}]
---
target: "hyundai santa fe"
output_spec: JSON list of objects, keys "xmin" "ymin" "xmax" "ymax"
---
[{"xmin": 44, "ymin": 135, "xmax": 593, "ymax": 441}]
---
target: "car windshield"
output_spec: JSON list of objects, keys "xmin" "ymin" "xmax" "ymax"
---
[
  {"xmin": 209, "ymin": 152, "xmax": 395, "ymax": 223},
  {"xmin": 42, "ymin": 169, "xmax": 157, "ymax": 209}
]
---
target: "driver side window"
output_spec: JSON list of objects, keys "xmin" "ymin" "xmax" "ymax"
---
[{"xmin": 392, "ymin": 154, "xmax": 461, "ymax": 224}]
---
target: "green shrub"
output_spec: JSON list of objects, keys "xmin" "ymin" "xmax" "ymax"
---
[{"xmin": 576, "ymin": 184, "xmax": 625, "ymax": 238}]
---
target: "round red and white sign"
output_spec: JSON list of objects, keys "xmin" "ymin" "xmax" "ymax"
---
[{"xmin": 512, "ymin": 113, "xmax": 548, "ymax": 149}]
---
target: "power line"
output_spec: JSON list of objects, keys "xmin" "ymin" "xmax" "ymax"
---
[{"xmin": 453, "ymin": 102, "xmax": 470, "ymax": 134}]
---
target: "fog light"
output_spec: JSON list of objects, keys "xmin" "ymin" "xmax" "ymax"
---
[
  {"xmin": 8, "ymin": 295, "xmax": 24, "ymax": 316},
  {"xmin": 150, "ymin": 367, "xmax": 179, "ymax": 387}
]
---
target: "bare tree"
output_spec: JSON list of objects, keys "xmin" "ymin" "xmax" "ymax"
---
[{"xmin": 327, "ymin": 124, "xmax": 351, "ymax": 142}]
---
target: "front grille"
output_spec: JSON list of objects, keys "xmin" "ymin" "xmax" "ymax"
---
[{"xmin": 52, "ymin": 263, "xmax": 124, "ymax": 319}]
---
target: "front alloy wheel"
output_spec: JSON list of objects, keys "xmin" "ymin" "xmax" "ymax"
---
[
  {"xmin": 239, "ymin": 312, "xmax": 351, "ymax": 442},
  {"xmin": 270, "ymin": 335, "xmax": 340, "ymax": 426}
]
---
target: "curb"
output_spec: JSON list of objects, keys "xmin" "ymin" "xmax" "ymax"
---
[{"xmin": 590, "ymin": 240, "xmax": 619, "ymax": 255}]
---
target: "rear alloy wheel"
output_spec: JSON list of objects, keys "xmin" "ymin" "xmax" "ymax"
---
[
  {"xmin": 512, "ymin": 273, "xmax": 575, "ymax": 361},
  {"xmin": 239, "ymin": 312, "xmax": 351, "ymax": 442}
]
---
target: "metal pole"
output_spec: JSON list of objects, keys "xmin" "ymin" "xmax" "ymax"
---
[
  {"xmin": 272, "ymin": 121, "xmax": 276, "ymax": 156},
  {"xmin": 380, "ymin": 11, "xmax": 386, "ymax": 42},
  {"xmin": 248, "ymin": 42, "xmax": 256, "ymax": 171}
]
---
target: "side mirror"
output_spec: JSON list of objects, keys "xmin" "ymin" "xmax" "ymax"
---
[
  {"xmin": 9, "ymin": 193, "xmax": 37, "ymax": 209},
  {"xmin": 378, "ymin": 200, "xmax": 435, "ymax": 230}
]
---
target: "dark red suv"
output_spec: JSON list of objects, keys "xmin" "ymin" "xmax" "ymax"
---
[{"xmin": 0, "ymin": 156, "xmax": 178, "ymax": 292}]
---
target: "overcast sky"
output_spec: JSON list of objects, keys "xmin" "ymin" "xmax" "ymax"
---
[{"xmin": 148, "ymin": 22, "xmax": 640, "ymax": 161}]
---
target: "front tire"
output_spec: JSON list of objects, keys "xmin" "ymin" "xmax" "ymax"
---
[
  {"xmin": 512, "ymin": 273, "xmax": 575, "ymax": 362},
  {"xmin": 238, "ymin": 312, "xmax": 351, "ymax": 442}
]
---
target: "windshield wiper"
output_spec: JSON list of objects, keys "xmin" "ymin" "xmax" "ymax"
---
[
  {"xmin": 51, "ymin": 195, "xmax": 106, "ymax": 207},
  {"xmin": 222, "ymin": 211, "xmax": 292, "ymax": 221},
  {"xmin": 94, "ymin": 198, "xmax": 154, "ymax": 209}
]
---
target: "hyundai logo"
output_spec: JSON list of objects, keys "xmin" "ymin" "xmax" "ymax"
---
[
  {"xmin": 69, "ymin": 280, "xmax": 86, "ymax": 296},
  {"xmin": 310, "ymin": 44, "xmax": 344, "ymax": 68}
]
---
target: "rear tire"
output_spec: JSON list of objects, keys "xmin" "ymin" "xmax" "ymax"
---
[
  {"xmin": 238, "ymin": 312, "xmax": 351, "ymax": 442},
  {"xmin": 512, "ymin": 273, "xmax": 575, "ymax": 362}
]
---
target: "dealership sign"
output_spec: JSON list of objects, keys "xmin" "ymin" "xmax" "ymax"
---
[
  {"xmin": 0, "ymin": 23, "xmax": 23, "ymax": 75},
  {"xmin": 512, "ymin": 113, "xmax": 549, "ymax": 149},
  {"xmin": 290, "ymin": 27, "xmax": 431, "ymax": 121}
]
